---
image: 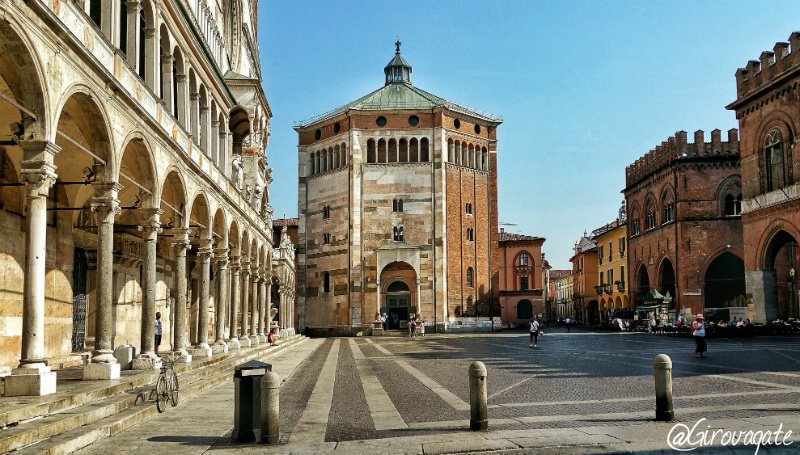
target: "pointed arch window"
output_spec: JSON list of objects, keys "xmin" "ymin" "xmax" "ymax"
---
[
  {"xmin": 519, "ymin": 252, "xmax": 528, "ymax": 266},
  {"xmin": 766, "ymin": 129, "xmax": 786, "ymax": 192}
]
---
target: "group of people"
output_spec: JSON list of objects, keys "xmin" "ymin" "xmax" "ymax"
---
[
  {"xmin": 152, "ymin": 311, "xmax": 279, "ymax": 357},
  {"xmin": 378, "ymin": 313, "xmax": 426, "ymax": 337}
]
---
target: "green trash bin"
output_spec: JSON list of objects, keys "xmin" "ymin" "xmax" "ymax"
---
[{"xmin": 232, "ymin": 360, "xmax": 272, "ymax": 442}]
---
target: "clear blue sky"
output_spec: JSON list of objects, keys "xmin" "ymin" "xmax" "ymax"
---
[{"xmin": 257, "ymin": 1, "xmax": 799, "ymax": 270}]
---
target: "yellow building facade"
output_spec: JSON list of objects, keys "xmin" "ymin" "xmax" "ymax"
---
[{"xmin": 592, "ymin": 219, "xmax": 629, "ymax": 320}]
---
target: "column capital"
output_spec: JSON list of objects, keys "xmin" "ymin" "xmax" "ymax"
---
[
  {"xmin": 124, "ymin": 0, "xmax": 142, "ymax": 10},
  {"xmin": 200, "ymin": 106, "xmax": 209, "ymax": 113},
  {"xmin": 20, "ymin": 140, "xmax": 60, "ymax": 165},
  {"xmin": 138, "ymin": 208, "xmax": 163, "ymax": 241},
  {"xmin": 175, "ymin": 74, "xmax": 187, "ymax": 82},
  {"xmin": 143, "ymin": 27, "xmax": 156, "ymax": 38},
  {"xmin": 198, "ymin": 246, "xmax": 214, "ymax": 259},
  {"xmin": 171, "ymin": 228, "xmax": 190, "ymax": 253},
  {"xmin": 161, "ymin": 54, "xmax": 175, "ymax": 65},
  {"xmin": 214, "ymin": 247, "xmax": 229, "ymax": 263}
]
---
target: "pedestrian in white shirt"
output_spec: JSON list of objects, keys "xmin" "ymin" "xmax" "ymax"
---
[{"xmin": 530, "ymin": 317, "xmax": 540, "ymax": 348}]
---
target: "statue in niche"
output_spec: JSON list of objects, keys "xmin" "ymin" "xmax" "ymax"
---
[
  {"xmin": 253, "ymin": 185, "xmax": 263, "ymax": 213},
  {"xmin": 232, "ymin": 155, "xmax": 243, "ymax": 190}
]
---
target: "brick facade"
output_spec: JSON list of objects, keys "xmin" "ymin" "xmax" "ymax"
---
[
  {"xmin": 727, "ymin": 32, "xmax": 800, "ymax": 322},
  {"xmin": 497, "ymin": 230, "xmax": 546, "ymax": 326},
  {"xmin": 624, "ymin": 130, "xmax": 744, "ymax": 320},
  {"xmin": 296, "ymin": 45, "xmax": 501, "ymax": 333}
]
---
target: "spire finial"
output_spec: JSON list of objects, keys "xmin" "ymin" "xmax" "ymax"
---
[{"xmin": 395, "ymin": 38, "xmax": 401, "ymax": 55}]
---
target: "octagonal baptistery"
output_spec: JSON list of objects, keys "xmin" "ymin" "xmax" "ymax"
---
[{"xmin": 295, "ymin": 42, "xmax": 503, "ymax": 335}]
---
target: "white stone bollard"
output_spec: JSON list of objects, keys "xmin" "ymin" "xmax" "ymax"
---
[
  {"xmin": 260, "ymin": 371, "xmax": 280, "ymax": 444},
  {"xmin": 469, "ymin": 361, "xmax": 488, "ymax": 431},
  {"xmin": 654, "ymin": 354, "xmax": 674, "ymax": 421}
]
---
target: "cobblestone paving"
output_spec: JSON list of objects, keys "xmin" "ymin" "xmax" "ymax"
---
[
  {"xmin": 277, "ymin": 328, "xmax": 800, "ymax": 443},
  {"xmin": 278, "ymin": 338, "xmax": 333, "ymax": 443},
  {"xmin": 325, "ymin": 340, "xmax": 375, "ymax": 442}
]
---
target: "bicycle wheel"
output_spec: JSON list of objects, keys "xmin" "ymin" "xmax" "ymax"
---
[
  {"xmin": 155, "ymin": 376, "xmax": 168, "ymax": 413},
  {"xmin": 170, "ymin": 370, "xmax": 179, "ymax": 406}
]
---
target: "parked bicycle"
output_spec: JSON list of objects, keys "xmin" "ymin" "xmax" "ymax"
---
[{"xmin": 155, "ymin": 356, "xmax": 179, "ymax": 413}]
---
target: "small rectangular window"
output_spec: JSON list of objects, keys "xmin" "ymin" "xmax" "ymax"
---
[
  {"xmin": 520, "ymin": 277, "xmax": 529, "ymax": 290},
  {"xmin": 393, "ymin": 199, "xmax": 404, "ymax": 212},
  {"xmin": 323, "ymin": 233, "xmax": 330, "ymax": 245},
  {"xmin": 599, "ymin": 246, "xmax": 604, "ymax": 265},
  {"xmin": 467, "ymin": 228, "xmax": 474, "ymax": 241},
  {"xmin": 466, "ymin": 203, "xmax": 472, "ymax": 215},
  {"xmin": 608, "ymin": 242, "xmax": 612, "ymax": 262}
]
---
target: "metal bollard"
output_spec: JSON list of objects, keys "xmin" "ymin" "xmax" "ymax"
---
[
  {"xmin": 260, "ymin": 372, "xmax": 280, "ymax": 444},
  {"xmin": 653, "ymin": 354, "xmax": 674, "ymax": 421},
  {"xmin": 469, "ymin": 361, "xmax": 488, "ymax": 431}
]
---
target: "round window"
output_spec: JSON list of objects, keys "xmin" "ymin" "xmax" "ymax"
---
[
  {"xmin": 376, "ymin": 116, "xmax": 387, "ymax": 127},
  {"xmin": 314, "ymin": 129, "xmax": 321, "ymax": 140},
  {"xmin": 408, "ymin": 115, "xmax": 419, "ymax": 126},
  {"xmin": 334, "ymin": 122, "xmax": 341, "ymax": 134},
  {"xmin": 453, "ymin": 119, "xmax": 461, "ymax": 129},
  {"xmin": 474, "ymin": 124, "xmax": 481, "ymax": 134}
]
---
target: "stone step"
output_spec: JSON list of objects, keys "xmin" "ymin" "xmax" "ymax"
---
[
  {"xmin": 2, "ymin": 336, "xmax": 307, "ymax": 455},
  {"xmin": 0, "ymin": 336, "xmax": 298, "ymax": 427}
]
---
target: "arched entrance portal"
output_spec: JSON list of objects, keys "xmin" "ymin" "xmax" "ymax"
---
[
  {"xmin": 659, "ymin": 259, "xmax": 676, "ymax": 309},
  {"xmin": 380, "ymin": 261, "xmax": 417, "ymax": 330},
  {"xmin": 704, "ymin": 252, "xmax": 746, "ymax": 309},
  {"xmin": 765, "ymin": 231, "xmax": 799, "ymax": 321},
  {"xmin": 636, "ymin": 265, "xmax": 650, "ymax": 307},
  {"xmin": 517, "ymin": 299, "xmax": 533, "ymax": 321}
]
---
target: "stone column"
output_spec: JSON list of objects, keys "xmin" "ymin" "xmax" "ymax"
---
[
  {"xmin": 250, "ymin": 269, "xmax": 260, "ymax": 345},
  {"xmin": 266, "ymin": 282, "xmax": 274, "ymax": 334},
  {"xmin": 240, "ymin": 259, "xmax": 251, "ymax": 346},
  {"xmin": 190, "ymin": 92, "xmax": 199, "ymax": 143},
  {"xmin": 200, "ymin": 105, "xmax": 209, "ymax": 153},
  {"xmin": 212, "ymin": 248, "xmax": 229, "ymax": 354},
  {"xmin": 259, "ymin": 276, "xmax": 268, "ymax": 341},
  {"xmin": 133, "ymin": 210, "xmax": 163, "ymax": 370},
  {"xmin": 83, "ymin": 183, "xmax": 123, "ymax": 380},
  {"xmin": 193, "ymin": 242, "xmax": 214, "ymax": 358},
  {"xmin": 211, "ymin": 119, "xmax": 220, "ymax": 166},
  {"xmin": 175, "ymin": 74, "xmax": 187, "ymax": 125},
  {"xmin": 227, "ymin": 256, "xmax": 241, "ymax": 350},
  {"xmin": 160, "ymin": 54, "xmax": 173, "ymax": 106},
  {"xmin": 143, "ymin": 27, "xmax": 156, "ymax": 90},
  {"xmin": 124, "ymin": 0, "xmax": 142, "ymax": 70},
  {"xmin": 5, "ymin": 141, "xmax": 59, "ymax": 396},
  {"xmin": 171, "ymin": 230, "xmax": 191, "ymax": 362}
]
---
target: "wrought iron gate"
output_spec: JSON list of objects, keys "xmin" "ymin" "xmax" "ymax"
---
[{"xmin": 71, "ymin": 248, "xmax": 88, "ymax": 353}]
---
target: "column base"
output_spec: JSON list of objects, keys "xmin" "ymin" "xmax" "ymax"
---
[
  {"xmin": 5, "ymin": 365, "xmax": 57, "ymax": 396},
  {"xmin": 193, "ymin": 344, "xmax": 213, "ymax": 358},
  {"xmin": 132, "ymin": 355, "xmax": 162, "ymax": 370},
  {"xmin": 83, "ymin": 362, "xmax": 121, "ymax": 380},
  {"xmin": 249, "ymin": 336, "xmax": 260, "ymax": 346},
  {"xmin": 227, "ymin": 339, "xmax": 241, "ymax": 350},
  {"xmin": 256, "ymin": 334, "xmax": 267, "ymax": 343},
  {"xmin": 239, "ymin": 337, "xmax": 251, "ymax": 347},
  {"xmin": 113, "ymin": 345, "xmax": 136, "ymax": 370},
  {"xmin": 172, "ymin": 349, "xmax": 192, "ymax": 363},
  {"xmin": 211, "ymin": 343, "xmax": 229, "ymax": 354}
]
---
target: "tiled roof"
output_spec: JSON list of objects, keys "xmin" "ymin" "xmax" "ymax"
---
[
  {"xmin": 549, "ymin": 269, "xmax": 572, "ymax": 281},
  {"xmin": 273, "ymin": 218, "xmax": 298, "ymax": 227},
  {"xmin": 498, "ymin": 231, "xmax": 545, "ymax": 242}
]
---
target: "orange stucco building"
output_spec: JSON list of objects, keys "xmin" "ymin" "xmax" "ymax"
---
[
  {"xmin": 498, "ymin": 229, "xmax": 546, "ymax": 326},
  {"xmin": 571, "ymin": 234, "xmax": 600, "ymax": 323}
]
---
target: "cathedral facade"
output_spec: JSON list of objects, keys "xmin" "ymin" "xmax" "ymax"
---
[{"xmin": 296, "ymin": 43, "xmax": 502, "ymax": 333}]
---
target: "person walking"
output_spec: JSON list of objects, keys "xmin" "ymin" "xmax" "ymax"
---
[
  {"xmin": 419, "ymin": 319, "xmax": 425, "ymax": 337},
  {"xmin": 410, "ymin": 318, "xmax": 417, "ymax": 337},
  {"xmin": 692, "ymin": 314, "xmax": 707, "ymax": 358},
  {"xmin": 530, "ymin": 317, "xmax": 540, "ymax": 348},
  {"xmin": 154, "ymin": 312, "xmax": 163, "ymax": 356},
  {"xmin": 566, "ymin": 317, "xmax": 571, "ymax": 333}
]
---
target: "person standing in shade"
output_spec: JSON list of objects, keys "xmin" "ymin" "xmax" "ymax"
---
[
  {"xmin": 154, "ymin": 312, "xmax": 163, "ymax": 356},
  {"xmin": 566, "ymin": 317, "xmax": 571, "ymax": 333},
  {"xmin": 530, "ymin": 317, "xmax": 540, "ymax": 348}
]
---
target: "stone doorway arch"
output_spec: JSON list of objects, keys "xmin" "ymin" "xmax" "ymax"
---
[{"xmin": 379, "ymin": 261, "xmax": 417, "ymax": 330}]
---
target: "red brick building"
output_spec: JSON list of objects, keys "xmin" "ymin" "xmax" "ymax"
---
[
  {"xmin": 497, "ymin": 229, "xmax": 545, "ymax": 326},
  {"xmin": 295, "ymin": 42, "xmax": 502, "ymax": 333},
  {"xmin": 624, "ymin": 130, "xmax": 745, "ymax": 320},
  {"xmin": 727, "ymin": 32, "xmax": 800, "ymax": 323}
]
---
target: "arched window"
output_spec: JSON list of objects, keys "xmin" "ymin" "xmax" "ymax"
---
[
  {"xmin": 645, "ymin": 202, "xmax": 656, "ymax": 230},
  {"xmin": 420, "ymin": 138, "xmax": 430, "ymax": 162},
  {"xmin": 724, "ymin": 193, "xmax": 743, "ymax": 215},
  {"xmin": 663, "ymin": 202, "xmax": 674, "ymax": 223},
  {"xmin": 323, "ymin": 272, "xmax": 330, "ymax": 293},
  {"xmin": 519, "ymin": 253, "xmax": 528, "ymax": 266},
  {"xmin": 367, "ymin": 139, "xmax": 376, "ymax": 163},
  {"xmin": 766, "ymin": 129, "xmax": 786, "ymax": 192},
  {"xmin": 387, "ymin": 281, "xmax": 409, "ymax": 292},
  {"xmin": 467, "ymin": 267, "xmax": 474, "ymax": 288}
]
